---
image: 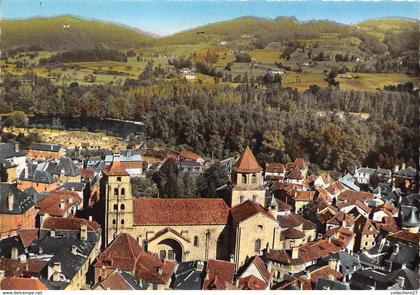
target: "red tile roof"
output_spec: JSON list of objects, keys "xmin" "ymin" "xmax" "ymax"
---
[
  {"xmin": 179, "ymin": 150, "xmax": 202, "ymax": 162},
  {"xmin": 294, "ymin": 158, "xmax": 305, "ymax": 170},
  {"xmin": 103, "ymin": 161, "xmax": 130, "ymax": 176},
  {"xmin": 0, "ymin": 277, "xmax": 48, "ymax": 290},
  {"xmin": 230, "ymin": 200, "xmax": 276, "ymax": 223},
  {"xmin": 287, "ymin": 167, "xmax": 304, "ymax": 180},
  {"xmin": 17, "ymin": 229, "xmax": 39, "ymax": 248},
  {"xmin": 80, "ymin": 168, "xmax": 94, "ymax": 178},
  {"xmin": 323, "ymin": 226, "xmax": 356, "ymax": 248},
  {"xmin": 327, "ymin": 211, "xmax": 355, "ymax": 227},
  {"xmin": 134, "ymin": 252, "xmax": 175, "ymax": 284},
  {"xmin": 388, "ymin": 230, "xmax": 420, "ymax": 245},
  {"xmin": 147, "ymin": 227, "xmax": 191, "ymax": 243},
  {"xmin": 338, "ymin": 190, "xmax": 374, "ymax": 204},
  {"xmin": 265, "ymin": 163, "xmax": 285, "ymax": 173},
  {"xmin": 203, "ymin": 259, "xmax": 236, "ymax": 290},
  {"xmin": 0, "ymin": 257, "xmax": 48, "ymax": 278},
  {"xmin": 277, "ymin": 212, "xmax": 312, "ymax": 228},
  {"xmin": 36, "ymin": 190, "xmax": 82, "ymax": 216},
  {"xmin": 293, "ymin": 190, "xmax": 315, "ymax": 202},
  {"xmin": 133, "ymin": 198, "xmax": 229, "ymax": 225},
  {"xmin": 120, "ymin": 162, "xmax": 144, "ymax": 169},
  {"xmin": 276, "ymin": 199, "xmax": 292, "ymax": 211},
  {"xmin": 354, "ymin": 216, "xmax": 379, "ymax": 235},
  {"xmin": 281, "ymin": 228, "xmax": 305, "ymax": 240},
  {"xmin": 233, "ymin": 146, "xmax": 262, "ymax": 173},
  {"xmin": 309, "ymin": 265, "xmax": 343, "ymax": 283},
  {"xmin": 97, "ymin": 270, "xmax": 136, "ymax": 290},
  {"xmin": 239, "ymin": 275, "xmax": 268, "ymax": 290},
  {"xmin": 94, "ymin": 233, "xmax": 144, "ymax": 271},
  {"xmin": 42, "ymin": 216, "xmax": 100, "ymax": 231}
]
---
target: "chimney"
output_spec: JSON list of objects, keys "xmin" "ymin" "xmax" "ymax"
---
[
  {"xmin": 80, "ymin": 224, "xmax": 88, "ymax": 241},
  {"xmin": 68, "ymin": 197, "xmax": 73, "ymax": 204},
  {"xmin": 71, "ymin": 187, "xmax": 75, "ymax": 192},
  {"xmin": 396, "ymin": 276, "xmax": 405, "ymax": 288},
  {"xmin": 59, "ymin": 199, "xmax": 65, "ymax": 210},
  {"xmin": 50, "ymin": 230, "xmax": 56, "ymax": 237},
  {"xmin": 71, "ymin": 245, "xmax": 78, "ymax": 255},
  {"xmin": 342, "ymin": 219, "xmax": 347, "ymax": 228},
  {"xmin": 52, "ymin": 262, "xmax": 62, "ymax": 282},
  {"xmin": 401, "ymin": 163, "xmax": 406, "ymax": 170},
  {"xmin": 196, "ymin": 260, "xmax": 205, "ymax": 272},
  {"xmin": 394, "ymin": 165, "xmax": 400, "ymax": 172},
  {"xmin": 0, "ymin": 270, "xmax": 4, "ymax": 281},
  {"xmin": 88, "ymin": 216, "xmax": 93, "ymax": 222},
  {"xmin": 7, "ymin": 193, "xmax": 14, "ymax": 211},
  {"xmin": 138, "ymin": 279, "xmax": 143, "ymax": 288},
  {"xmin": 60, "ymin": 168, "xmax": 65, "ymax": 175},
  {"xmin": 19, "ymin": 254, "xmax": 27, "ymax": 263},
  {"xmin": 11, "ymin": 247, "xmax": 18, "ymax": 260},
  {"xmin": 292, "ymin": 247, "xmax": 299, "ymax": 259},
  {"xmin": 15, "ymin": 143, "xmax": 20, "ymax": 153},
  {"xmin": 157, "ymin": 267, "xmax": 163, "ymax": 275},
  {"xmin": 24, "ymin": 167, "xmax": 28, "ymax": 178}
]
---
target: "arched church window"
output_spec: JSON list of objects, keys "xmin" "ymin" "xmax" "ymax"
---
[
  {"xmin": 120, "ymin": 203, "xmax": 125, "ymax": 210},
  {"xmin": 255, "ymin": 239, "xmax": 261, "ymax": 253},
  {"xmin": 113, "ymin": 204, "xmax": 118, "ymax": 211},
  {"xmin": 121, "ymin": 219, "xmax": 125, "ymax": 225},
  {"xmin": 194, "ymin": 236, "xmax": 199, "ymax": 247},
  {"xmin": 121, "ymin": 188, "xmax": 126, "ymax": 196},
  {"xmin": 114, "ymin": 188, "xmax": 119, "ymax": 196}
]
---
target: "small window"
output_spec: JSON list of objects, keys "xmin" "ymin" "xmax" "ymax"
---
[
  {"xmin": 113, "ymin": 204, "xmax": 118, "ymax": 210},
  {"xmin": 121, "ymin": 188, "xmax": 126, "ymax": 196},
  {"xmin": 255, "ymin": 239, "xmax": 261, "ymax": 253},
  {"xmin": 120, "ymin": 203, "xmax": 125, "ymax": 210},
  {"xmin": 121, "ymin": 219, "xmax": 124, "ymax": 225},
  {"xmin": 114, "ymin": 188, "xmax": 119, "ymax": 196},
  {"xmin": 159, "ymin": 250, "xmax": 166, "ymax": 260},
  {"xmin": 194, "ymin": 236, "xmax": 199, "ymax": 247},
  {"xmin": 240, "ymin": 195, "xmax": 245, "ymax": 203},
  {"xmin": 112, "ymin": 219, "xmax": 116, "ymax": 225},
  {"xmin": 252, "ymin": 195, "xmax": 257, "ymax": 202},
  {"xmin": 168, "ymin": 250, "xmax": 175, "ymax": 260},
  {"xmin": 117, "ymin": 177, "xmax": 122, "ymax": 182}
]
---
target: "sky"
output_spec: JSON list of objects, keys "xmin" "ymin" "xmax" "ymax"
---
[{"xmin": 2, "ymin": 0, "xmax": 418, "ymax": 36}]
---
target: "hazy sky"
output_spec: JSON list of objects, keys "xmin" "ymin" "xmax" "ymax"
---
[{"xmin": 2, "ymin": 0, "xmax": 418, "ymax": 36}]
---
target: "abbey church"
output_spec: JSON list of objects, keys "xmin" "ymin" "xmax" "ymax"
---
[{"xmin": 101, "ymin": 146, "xmax": 317, "ymax": 268}]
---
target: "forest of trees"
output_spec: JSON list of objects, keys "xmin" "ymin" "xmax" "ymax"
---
[
  {"xmin": 0, "ymin": 71, "xmax": 418, "ymax": 175},
  {"xmin": 39, "ymin": 48, "xmax": 127, "ymax": 65}
]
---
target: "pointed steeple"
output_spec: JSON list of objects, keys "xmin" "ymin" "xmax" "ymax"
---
[{"xmin": 233, "ymin": 146, "xmax": 262, "ymax": 173}]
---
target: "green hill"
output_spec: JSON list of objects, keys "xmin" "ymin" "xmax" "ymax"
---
[
  {"xmin": 1, "ymin": 16, "xmax": 154, "ymax": 51},
  {"xmin": 153, "ymin": 16, "xmax": 345, "ymax": 46}
]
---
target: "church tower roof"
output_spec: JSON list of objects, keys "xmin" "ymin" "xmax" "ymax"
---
[
  {"xmin": 233, "ymin": 146, "xmax": 262, "ymax": 173},
  {"xmin": 103, "ymin": 160, "xmax": 129, "ymax": 176}
]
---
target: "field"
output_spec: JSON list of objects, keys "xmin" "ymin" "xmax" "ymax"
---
[
  {"xmin": 337, "ymin": 73, "xmax": 418, "ymax": 92},
  {"xmin": 3, "ymin": 126, "xmax": 127, "ymax": 149}
]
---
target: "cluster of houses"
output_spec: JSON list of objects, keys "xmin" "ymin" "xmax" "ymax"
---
[{"xmin": 0, "ymin": 141, "xmax": 418, "ymax": 290}]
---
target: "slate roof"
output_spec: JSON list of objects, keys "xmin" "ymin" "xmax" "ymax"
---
[
  {"xmin": 172, "ymin": 260, "xmax": 206, "ymax": 290},
  {"xmin": 232, "ymin": 146, "xmax": 262, "ymax": 173},
  {"xmin": 28, "ymin": 143, "xmax": 62, "ymax": 152},
  {"xmin": 59, "ymin": 182, "xmax": 85, "ymax": 192},
  {"xmin": 0, "ymin": 183, "xmax": 34, "ymax": 214},
  {"xmin": 393, "ymin": 167, "xmax": 417, "ymax": 179},
  {"xmin": 319, "ymin": 251, "xmax": 361, "ymax": 277},
  {"xmin": 314, "ymin": 277, "xmax": 349, "ymax": 290},
  {"xmin": 19, "ymin": 162, "xmax": 55, "ymax": 184},
  {"xmin": 388, "ymin": 266, "xmax": 419, "ymax": 290},
  {"xmin": 133, "ymin": 198, "xmax": 230, "ymax": 225},
  {"xmin": 0, "ymin": 143, "xmax": 25, "ymax": 159}
]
